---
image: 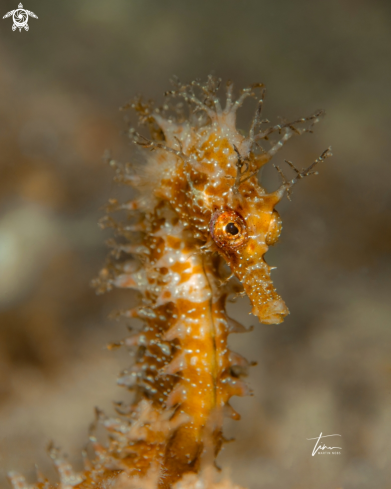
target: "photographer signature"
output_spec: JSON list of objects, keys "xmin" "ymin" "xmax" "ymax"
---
[{"xmin": 306, "ymin": 433, "xmax": 342, "ymax": 456}]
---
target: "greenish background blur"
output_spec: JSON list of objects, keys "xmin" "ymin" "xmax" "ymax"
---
[{"xmin": 0, "ymin": 1, "xmax": 390, "ymax": 488}]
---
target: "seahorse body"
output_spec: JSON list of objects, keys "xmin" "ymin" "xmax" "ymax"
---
[{"xmin": 9, "ymin": 78, "xmax": 329, "ymax": 489}]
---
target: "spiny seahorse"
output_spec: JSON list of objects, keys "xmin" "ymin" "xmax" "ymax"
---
[{"xmin": 8, "ymin": 77, "xmax": 330, "ymax": 489}]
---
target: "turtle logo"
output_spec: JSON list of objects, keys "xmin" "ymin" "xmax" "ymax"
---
[{"xmin": 3, "ymin": 3, "xmax": 38, "ymax": 32}]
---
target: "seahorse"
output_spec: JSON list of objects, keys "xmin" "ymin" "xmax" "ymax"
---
[{"xmin": 8, "ymin": 77, "xmax": 330, "ymax": 489}]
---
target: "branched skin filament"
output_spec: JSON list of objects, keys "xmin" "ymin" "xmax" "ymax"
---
[{"xmin": 9, "ymin": 77, "xmax": 330, "ymax": 489}]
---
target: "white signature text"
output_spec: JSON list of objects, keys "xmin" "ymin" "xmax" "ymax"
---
[{"xmin": 306, "ymin": 432, "xmax": 342, "ymax": 456}]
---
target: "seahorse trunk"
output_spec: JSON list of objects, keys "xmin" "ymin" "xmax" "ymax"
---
[
  {"xmin": 160, "ymin": 253, "xmax": 219, "ymax": 485},
  {"xmin": 104, "ymin": 203, "xmax": 245, "ymax": 487}
]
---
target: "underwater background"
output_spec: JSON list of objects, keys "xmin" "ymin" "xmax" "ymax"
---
[{"xmin": 0, "ymin": 1, "xmax": 390, "ymax": 488}]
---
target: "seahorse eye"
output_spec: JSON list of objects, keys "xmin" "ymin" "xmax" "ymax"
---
[
  {"xmin": 226, "ymin": 222, "xmax": 239, "ymax": 235},
  {"xmin": 209, "ymin": 210, "xmax": 248, "ymax": 250}
]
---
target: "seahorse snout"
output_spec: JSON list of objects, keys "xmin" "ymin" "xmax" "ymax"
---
[
  {"xmin": 239, "ymin": 263, "xmax": 290, "ymax": 325},
  {"xmin": 251, "ymin": 297, "xmax": 289, "ymax": 325}
]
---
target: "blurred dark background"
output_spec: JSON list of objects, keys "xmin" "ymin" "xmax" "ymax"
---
[{"xmin": 0, "ymin": 1, "xmax": 390, "ymax": 488}]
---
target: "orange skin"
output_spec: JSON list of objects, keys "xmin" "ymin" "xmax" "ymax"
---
[
  {"xmin": 160, "ymin": 131, "xmax": 289, "ymax": 325},
  {"xmin": 143, "ymin": 127, "xmax": 289, "ymax": 484}
]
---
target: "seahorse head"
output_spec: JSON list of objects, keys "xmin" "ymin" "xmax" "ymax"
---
[{"xmin": 130, "ymin": 77, "xmax": 328, "ymax": 325}]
